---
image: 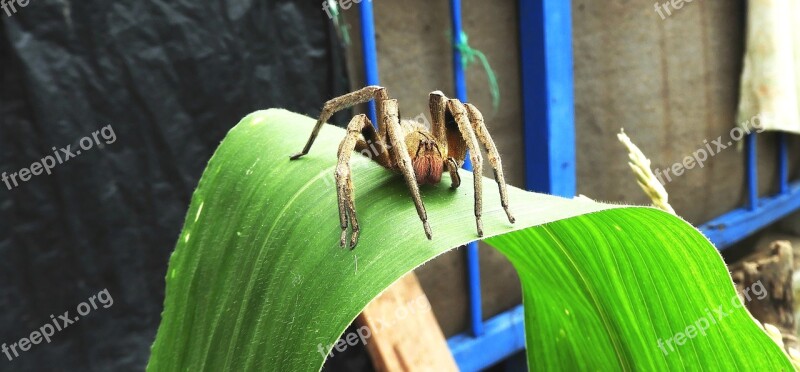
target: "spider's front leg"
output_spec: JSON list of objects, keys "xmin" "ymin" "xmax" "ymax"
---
[
  {"xmin": 429, "ymin": 91, "xmax": 462, "ymax": 189},
  {"xmin": 445, "ymin": 100, "xmax": 486, "ymax": 237},
  {"xmin": 382, "ymin": 99, "xmax": 433, "ymax": 240},
  {"xmin": 290, "ymin": 86, "xmax": 388, "ymax": 160},
  {"xmin": 335, "ymin": 114, "xmax": 384, "ymax": 249},
  {"xmin": 445, "ymin": 158, "xmax": 461, "ymax": 189},
  {"xmin": 464, "ymin": 104, "xmax": 515, "ymax": 224}
]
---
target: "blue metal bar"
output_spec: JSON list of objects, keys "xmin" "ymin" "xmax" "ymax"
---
[
  {"xmin": 519, "ymin": 0, "xmax": 577, "ymax": 197},
  {"xmin": 450, "ymin": 0, "xmax": 468, "ymax": 106},
  {"xmin": 746, "ymin": 134, "xmax": 758, "ymax": 210},
  {"xmin": 449, "ymin": 0, "xmax": 484, "ymax": 338},
  {"xmin": 359, "ymin": 0, "xmax": 379, "ymax": 125},
  {"xmin": 448, "ymin": 305, "xmax": 526, "ymax": 371},
  {"xmin": 700, "ymin": 180, "xmax": 800, "ymax": 249},
  {"xmin": 778, "ymin": 133, "xmax": 789, "ymax": 194},
  {"xmin": 464, "ymin": 243, "xmax": 483, "ymax": 338},
  {"xmin": 447, "ymin": 0, "xmax": 576, "ymax": 369}
]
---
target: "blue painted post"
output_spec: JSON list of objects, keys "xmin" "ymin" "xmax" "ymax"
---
[
  {"xmin": 359, "ymin": 0, "xmax": 379, "ymax": 125},
  {"xmin": 746, "ymin": 134, "xmax": 758, "ymax": 210},
  {"xmin": 449, "ymin": 0, "xmax": 484, "ymax": 338},
  {"xmin": 447, "ymin": 0, "xmax": 579, "ymax": 369},
  {"xmin": 778, "ymin": 133, "xmax": 789, "ymax": 194},
  {"xmin": 520, "ymin": 0, "xmax": 576, "ymax": 197}
]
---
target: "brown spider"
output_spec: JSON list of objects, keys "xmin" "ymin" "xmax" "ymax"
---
[{"xmin": 290, "ymin": 86, "xmax": 515, "ymax": 249}]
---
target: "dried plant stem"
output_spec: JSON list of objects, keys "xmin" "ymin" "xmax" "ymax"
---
[{"xmin": 617, "ymin": 129, "xmax": 676, "ymax": 215}]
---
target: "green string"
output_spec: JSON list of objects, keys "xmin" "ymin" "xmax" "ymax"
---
[
  {"xmin": 454, "ymin": 31, "xmax": 500, "ymax": 113},
  {"xmin": 328, "ymin": 0, "xmax": 351, "ymax": 46}
]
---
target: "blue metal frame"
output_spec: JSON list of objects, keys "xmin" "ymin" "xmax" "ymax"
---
[
  {"xmin": 700, "ymin": 181, "xmax": 800, "ymax": 248},
  {"xmin": 519, "ymin": 0, "xmax": 577, "ymax": 196},
  {"xmin": 699, "ymin": 133, "xmax": 799, "ymax": 249},
  {"xmin": 449, "ymin": 0, "xmax": 485, "ymax": 339},
  {"xmin": 779, "ymin": 133, "xmax": 790, "ymax": 194},
  {"xmin": 447, "ymin": 0, "xmax": 576, "ymax": 370},
  {"xmin": 359, "ymin": 0, "xmax": 379, "ymax": 124},
  {"xmin": 746, "ymin": 134, "xmax": 758, "ymax": 211},
  {"xmin": 448, "ymin": 305, "xmax": 525, "ymax": 370}
]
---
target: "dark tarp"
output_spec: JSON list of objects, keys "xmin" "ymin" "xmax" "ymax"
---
[{"xmin": 0, "ymin": 1, "xmax": 350, "ymax": 370}]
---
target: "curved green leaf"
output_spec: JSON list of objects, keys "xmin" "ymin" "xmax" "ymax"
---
[{"xmin": 147, "ymin": 109, "xmax": 791, "ymax": 371}]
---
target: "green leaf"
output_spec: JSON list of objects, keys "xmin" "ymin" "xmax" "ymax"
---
[{"xmin": 147, "ymin": 109, "xmax": 791, "ymax": 371}]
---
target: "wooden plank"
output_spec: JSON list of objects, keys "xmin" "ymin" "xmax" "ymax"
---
[{"xmin": 357, "ymin": 272, "xmax": 458, "ymax": 371}]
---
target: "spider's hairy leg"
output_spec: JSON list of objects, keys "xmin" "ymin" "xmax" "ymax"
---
[
  {"xmin": 355, "ymin": 124, "xmax": 392, "ymax": 168},
  {"xmin": 430, "ymin": 91, "xmax": 463, "ymax": 189},
  {"xmin": 290, "ymin": 86, "xmax": 389, "ymax": 160},
  {"xmin": 335, "ymin": 114, "xmax": 376, "ymax": 249},
  {"xmin": 446, "ymin": 99, "xmax": 485, "ymax": 237},
  {"xmin": 428, "ymin": 91, "xmax": 448, "ymax": 146},
  {"xmin": 464, "ymin": 103, "xmax": 515, "ymax": 224},
  {"xmin": 382, "ymin": 99, "xmax": 433, "ymax": 240},
  {"xmin": 445, "ymin": 157, "xmax": 461, "ymax": 189}
]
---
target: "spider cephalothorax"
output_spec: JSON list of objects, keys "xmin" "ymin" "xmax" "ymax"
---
[{"xmin": 290, "ymin": 86, "xmax": 515, "ymax": 248}]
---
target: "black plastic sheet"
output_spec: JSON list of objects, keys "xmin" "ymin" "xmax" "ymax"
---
[{"xmin": 0, "ymin": 1, "xmax": 348, "ymax": 370}]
